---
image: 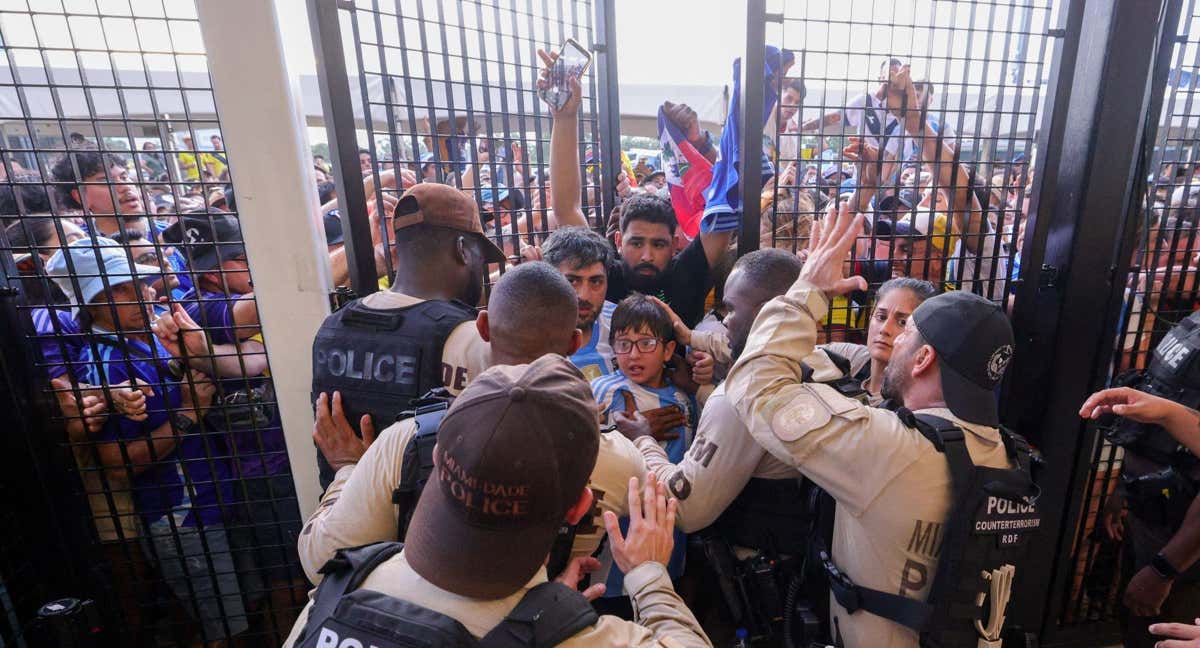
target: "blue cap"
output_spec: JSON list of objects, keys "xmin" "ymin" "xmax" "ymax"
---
[
  {"xmin": 480, "ymin": 185, "xmax": 509, "ymax": 205},
  {"xmin": 46, "ymin": 237, "xmax": 162, "ymax": 305}
]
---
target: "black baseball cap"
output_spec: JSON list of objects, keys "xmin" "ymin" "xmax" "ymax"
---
[
  {"xmin": 875, "ymin": 189, "xmax": 918, "ymax": 216},
  {"xmin": 323, "ymin": 209, "xmax": 344, "ymax": 246},
  {"xmin": 404, "ymin": 355, "xmax": 600, "ymax": 599},
  {"xmin": 912, "ymin": 290, "xmax": 1014, "ymax": 427},
  {"xmin": 161, "ymin": 211, "xmax": 245, "ymax": 271}
]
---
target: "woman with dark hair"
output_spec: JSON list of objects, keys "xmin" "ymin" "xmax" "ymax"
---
[{"xmin": 823, "ymin": 276, "xmax": 939, "ymax": 404}]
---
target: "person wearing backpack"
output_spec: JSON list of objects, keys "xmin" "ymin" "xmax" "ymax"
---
[
  {"xmin": 723, "ymin": 204, "xmax": 1039, "ymax": 647},
  {"xmin": 282, "ymin": 355, "xmax": 712, "ymax": 647},
  {"xmin": 300, "ymin": 262, "xmax": 647, "ymax": 583}
]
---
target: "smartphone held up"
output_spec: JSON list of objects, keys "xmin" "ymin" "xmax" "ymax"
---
[{"xmin": 540, "ymin": 38, "xmax": 592, "ymax": 111}]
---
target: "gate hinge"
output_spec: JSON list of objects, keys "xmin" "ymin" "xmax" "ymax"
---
[
  {"xmin": 1047, "ymin": 28, "xmax": 1066, "ymax": 38},
  {"xmin": 1038, "ymin": 264, "xmax": 1060, "ymax": 290},
  {"xmin": 765, "ymin": 12, "xmax": 785, "ymax": 23}
]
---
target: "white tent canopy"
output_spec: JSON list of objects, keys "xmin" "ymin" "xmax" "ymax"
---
[{"xmin": 9, "ymin": 62, "xmax": 1178, "ymax": 154}]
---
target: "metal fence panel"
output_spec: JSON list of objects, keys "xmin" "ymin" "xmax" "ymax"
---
[
  {"xmin": 0, "ymin": 0, "xmax": 305, "ymax": 643},
  {"xmin": 759, "ymin": 0, "xmax": 1056, "ymax": 343},
  {"xmin": 1058, "ymin": 0, "xmax": 1200, "ymax": 634},
  {"xmin": 310, "ymin": 0, "xmax": 614, "ymax": 295}
]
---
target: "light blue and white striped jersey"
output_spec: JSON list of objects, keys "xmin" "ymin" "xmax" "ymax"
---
[
  {"xmin": 569, "ymin": 301, "xmax": 617, "ymax": 382},
  {"xmin": 591, "ymin": 370, "xmax": 696, "ymax": 597}
]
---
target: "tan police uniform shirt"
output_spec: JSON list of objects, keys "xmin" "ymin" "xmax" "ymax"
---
[
  {"xmin": 298, "ymin": 415, "xmax": 648, "ymax": 584},
  {"xmin": 633, "ymin": 344, "xmax": 869, "ymax": 534},
  {"xmin": 722, "ymin": 279, "xmax": 1014, "ymax": 648},
  {"xmin": 283, "ymin": 550, "xmax": 711, "ymax": 648},
  {"xmin": 360, "ymin": 291, "xmax": 490, "ymax": 394}
]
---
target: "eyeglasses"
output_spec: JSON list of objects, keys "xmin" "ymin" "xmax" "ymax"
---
[
  {"xmin": 132, "ymin": 251, "xmax": 160, "ymax": 266},
  {"xmin": 613, "ymin": 337, "xmax": 661, "ymax": 354}
]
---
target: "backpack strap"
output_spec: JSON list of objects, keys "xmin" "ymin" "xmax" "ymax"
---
[
  {"xmin": 480, "ymin": 582, "xmax": 598, "ymax": 647},
  {"xmin": 297, "ymin": 542, "xmax": 405, "ymax": 645},
  {"xmin": 817, "ymin": 410, "xmax": 977, "ymax": 634},
  {"xmin": 394, "ymin": 401, "xmax": 450, "ymax": 540}
]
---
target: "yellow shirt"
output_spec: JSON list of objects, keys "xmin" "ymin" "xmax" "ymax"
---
[{"xmin": 177, "ymin": 152, "xmax": 199, "ymax": 181}]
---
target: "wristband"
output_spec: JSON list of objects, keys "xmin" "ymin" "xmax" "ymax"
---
[
  {"xmin": 1152, "ymin": 552, "xmax": 1180, "ymax": 580},
  {"xmin": 172, "ymin": 412, "xmax": 200, "ymax": 434}
]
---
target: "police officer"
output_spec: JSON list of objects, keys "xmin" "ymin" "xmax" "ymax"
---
[
  {"xmin": 300, "ymin": 263, "xmax": 644, "ymax": 583},
  {"xmin": 310, "ymin": 182, "xmax": 505, "ymax": 487},
  {"xmin": 1079, "ymin": 312, "xmax": 1200, "ymax": 648},
  {"xmin": 284, "ymin": 356, "xmax": 711, "ymax": 648},
  {"xmin": 722, "ymin": 204, "xmax": 1026, "ymax": 647}
]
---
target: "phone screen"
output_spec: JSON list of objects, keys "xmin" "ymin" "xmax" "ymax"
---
[{"xmin": 542, "ymin": 39, "xmax": 592, "ymax": 111}]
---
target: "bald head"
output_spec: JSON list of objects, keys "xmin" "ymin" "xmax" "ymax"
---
[
  {"xmin": 485, "ymin": 262, "xmax": 580, "ymax": 363},
  {"xmin": 724, "ymin": 249, "xmax": 805, "ymax": 360}
]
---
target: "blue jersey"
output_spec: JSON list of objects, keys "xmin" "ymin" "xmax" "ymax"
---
[
  {"xmin": 591, "ymin": 370, "xmax": 695, "ymax": 596},
  {"xmin": 31, "ymin": 308, "xmax": 82, "ymax": 380},
  {"xmin": 78, "ymin": 329, "xmax": 234, "ymax": 528},
  {"xmin": 569, "ymin": 301, "xmax": 617, "ymax": 381},
  {"xmin": 179, "ymin": 287, "xmax": 243, "ymax": 345}
]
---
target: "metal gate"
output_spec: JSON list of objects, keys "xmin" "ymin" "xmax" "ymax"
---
[
  {"xmin": 1055, "ymin": 0, "xmax": 1200, "ymax": 641},
  {"xmin": 751, "ymin": 0, "xmax": 1057, "ymax": 342},
  {"xmin": 739, "ymin": 0, "xmax": 1193, "ymax": 644},
  {"xmin": 0, "ymin": 1, "xmax": 305, "ymax": 644},
  {"xmin": 308, "ymin": 0, "xmax": 620, "ymax": 296}
]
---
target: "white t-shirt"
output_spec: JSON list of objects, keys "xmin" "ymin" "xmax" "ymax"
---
[{"xmin": 842, "ymin": 93, "xmax": 902, "ymax": 157}]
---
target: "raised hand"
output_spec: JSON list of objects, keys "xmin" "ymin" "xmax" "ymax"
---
[
  {"xmin": 799, "ymin": 201, "xmax": 867, "ymax": 298},
  {"xmin": 313, "ymin": 391, "xmax": 377, "ymax": 470},
  {"xmin": 661, "ymin": 101, "xmax": 702, "ymax": 145},
  {"xmin": 602, "ymin": 473, "xmax": 678, "ymax": 574}
]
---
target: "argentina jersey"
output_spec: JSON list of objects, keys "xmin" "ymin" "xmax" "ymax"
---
[
  {"xmin": 591, "ymin": 370, "xmax": 695, "ymax": 596},
  {"xmin": 569, "ymin": 301, "xmax": 617, "ymax": 381}
]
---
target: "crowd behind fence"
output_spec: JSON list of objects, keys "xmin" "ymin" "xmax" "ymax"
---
[{"xmin": 0, "ymin": 0, "xmax": 1196, "ymax": 644}]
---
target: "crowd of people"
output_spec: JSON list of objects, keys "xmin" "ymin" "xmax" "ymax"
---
[{"xmin": 2, "ymin": 38, "xmax": 1199, "ymax": 648}]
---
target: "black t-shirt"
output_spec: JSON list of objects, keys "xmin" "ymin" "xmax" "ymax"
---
[{"xmin": 606, "ymin": 236, "xmax": 713, "ymax": 327}]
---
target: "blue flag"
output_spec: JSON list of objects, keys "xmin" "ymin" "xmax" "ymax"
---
[{"xmin": 701, "ymin": 46, "xmax": 794, "ymax": 234}]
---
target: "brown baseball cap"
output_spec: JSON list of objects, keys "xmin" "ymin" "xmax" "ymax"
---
[
  {"xmin": 404, "ymin": 354, "xmax": 600, "ymax": 599},
  {"xmin": 392, "ymin": 183, "xmax": 506, "ymax": 263}
]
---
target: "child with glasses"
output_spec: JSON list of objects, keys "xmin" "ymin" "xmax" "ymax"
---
[{"xmin": 590, "ymin": 293, "xmax": 695, "ymax": 617}]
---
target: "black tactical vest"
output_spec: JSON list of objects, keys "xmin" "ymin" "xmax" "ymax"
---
[
  {"xmin": 1108, "ymin": 310, "xmax": 1200, "ymax": 468},
  {"xmin": 1106, "ymin": 310, "xmax": 1200, "ymax": 528},
  {"xmin": 311, "ymin": 298, "xmax": 475, "ymax": 487},
  {"xmin": 295, "ymin": 542, "xmax": 597, "ymax": 648},
  {"xmin": 819, "ymin": 412, "xmax": 1041, "ymax": 647}
]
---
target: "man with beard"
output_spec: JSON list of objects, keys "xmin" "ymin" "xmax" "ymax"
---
[
  {"xmin": 722, "ymin": 204, "xmax": 1022, "ymax": 647},
  {"xmin": 539, "ymin": 44, "xmax": 729, "ymax": 327},
  {"xmin": 542, "ymin": 226, "xmax": 618, "ymax": 381},
  {"xmin": 309, "ymin": 183, "xmax": 504, "ymax": 487},
  {"xmin": 603, "ymin": 193, "xmax": 727, "ymax": 328}
]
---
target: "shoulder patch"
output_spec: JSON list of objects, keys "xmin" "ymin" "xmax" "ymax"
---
[{"xmin": 770, "ymin": 389, "xmax": 832, "ymax": 442}]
